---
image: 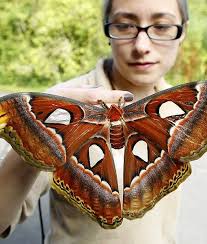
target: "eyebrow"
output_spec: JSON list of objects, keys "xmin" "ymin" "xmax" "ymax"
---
[
  {"xmin": 151, "ymin": 12, "xmax": 177, "ymax": 20},
  {"xmin": 110, "ymin": 12, "xmax": 138, "ymax": 21},
  {"xmin": 110, "ymin": 12, "xmax": 177, "ymax": 22}
]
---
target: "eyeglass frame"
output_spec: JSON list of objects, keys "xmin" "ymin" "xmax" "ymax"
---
[{"xmin": 104, "ymin": 23, "xmax": 183, "ymax": 41}]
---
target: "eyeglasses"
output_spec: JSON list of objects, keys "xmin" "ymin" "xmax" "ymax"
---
[{"xmin": 104, "ymin": 23, "xmax": 183, "ymax": 41}]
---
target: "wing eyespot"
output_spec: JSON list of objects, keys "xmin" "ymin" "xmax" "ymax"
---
[
  {"xmin": 89, "ymin": 144, "xmax": 104, "ymax": 168},
  {"xmin": 159, "ymin": 101, "xmax": 185, "ymax": 118},
  {"xmin": 132, "ymin": 140, "xmax": 148, "ymax": 162},
  {"xmin": 45, "ymin": 108, "xmax": 71, "ymax": 125}
]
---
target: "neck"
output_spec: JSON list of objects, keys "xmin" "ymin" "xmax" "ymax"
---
[{"xmin": 109, "ymin": 61, "xmax": 165, "ymax": 100}]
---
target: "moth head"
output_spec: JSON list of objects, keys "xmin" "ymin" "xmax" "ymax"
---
[{"xmin": 107, "ymin": 104, "xmax": 123, "ymax": 122}]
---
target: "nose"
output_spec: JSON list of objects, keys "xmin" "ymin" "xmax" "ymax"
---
[{"xmin": 133, "ymin": 31, "xmax": 151, "ymax": 55}]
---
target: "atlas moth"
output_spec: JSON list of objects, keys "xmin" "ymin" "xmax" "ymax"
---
[{"xmin": 0, "ymin": 80, "xmax": 206, "ymax": 228}]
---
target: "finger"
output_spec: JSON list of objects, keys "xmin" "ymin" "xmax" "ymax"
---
[{"xmin": 82, "ymin": 88, "xmax": 134, "ymax": 104}]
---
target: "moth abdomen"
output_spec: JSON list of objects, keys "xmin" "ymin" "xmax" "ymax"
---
[{"xmin": 110, "ymin": 124, "xmax": 125, "ymax": 149}]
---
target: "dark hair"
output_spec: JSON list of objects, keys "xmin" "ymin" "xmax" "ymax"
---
[
  {"xmin": 177, "ymin": 0, "xmax": 189, "ymax": 23},
  {"xmin": 103, "ymin": 0, "xmax": 189, "ymax": 24}
]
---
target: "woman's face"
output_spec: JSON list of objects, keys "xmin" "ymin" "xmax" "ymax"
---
[{"xmin": 109, "ymin": 0, "xmax": 185, "ymax": 86}]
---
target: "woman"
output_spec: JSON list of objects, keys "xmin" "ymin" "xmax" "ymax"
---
[{"xmin": 0, "ymin": 0, "xmax": 189, "ymax": 243}]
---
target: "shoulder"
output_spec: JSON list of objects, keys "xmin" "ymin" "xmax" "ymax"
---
[{"xmin": 47, "ymin": 59, "xmax": 112, "ymax": 92}]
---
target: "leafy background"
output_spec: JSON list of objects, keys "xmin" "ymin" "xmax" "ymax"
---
[{"xmin": 0, "ymin": 0, "xmax": 206, "ymax": 91}]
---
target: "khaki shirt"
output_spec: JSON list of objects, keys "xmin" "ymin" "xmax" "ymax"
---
[{"xmin": 1, "ymin": 59, "xmax": 180, "ymax": 244}]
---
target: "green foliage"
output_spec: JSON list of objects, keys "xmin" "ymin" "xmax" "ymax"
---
[
  {"xmin": 167, "ymin": 0, "xmax": 207, "ymax": 84},
  {"xmin": 0, "ymin": 0, "xmax": 206, "ymax": 90},
  {"xmin": 0, "ymin": 0, "xmax": 108, "ymax": 89}
]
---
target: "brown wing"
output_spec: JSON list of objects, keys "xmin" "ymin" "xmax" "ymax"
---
[
  {"xmin": 0, "ymin": 92, "xmax": 110, "ymax": 170},
  {"xmin": 122, "ymin": 81, "xmax": 207, "ymax": 218}
]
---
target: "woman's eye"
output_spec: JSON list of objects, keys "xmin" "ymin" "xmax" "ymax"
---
[
  {"xmin": 115, "ymin": 24, "xmax": 134, "ymax": 30},
  {"xmin": 153, "ymin": 24, "xmax": 172, "ymax": 31}
]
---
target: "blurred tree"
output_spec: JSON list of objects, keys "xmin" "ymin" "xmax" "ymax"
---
[
  {"xmin": 167, "ymin": 0, "xmax": 207, "ymax": 84},
  {"xmin": 0, "ymin": 0, "xmax": 107, "ymax": 89}
]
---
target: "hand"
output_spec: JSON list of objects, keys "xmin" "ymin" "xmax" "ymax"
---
[{"xmin": 47, "ymin": 85, "xmax": 134, "ymax": 104}]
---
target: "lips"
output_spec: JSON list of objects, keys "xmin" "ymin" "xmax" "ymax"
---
[{"xmin": 128, "ymin": 61, "xmax": 158, "ymax": 71}]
